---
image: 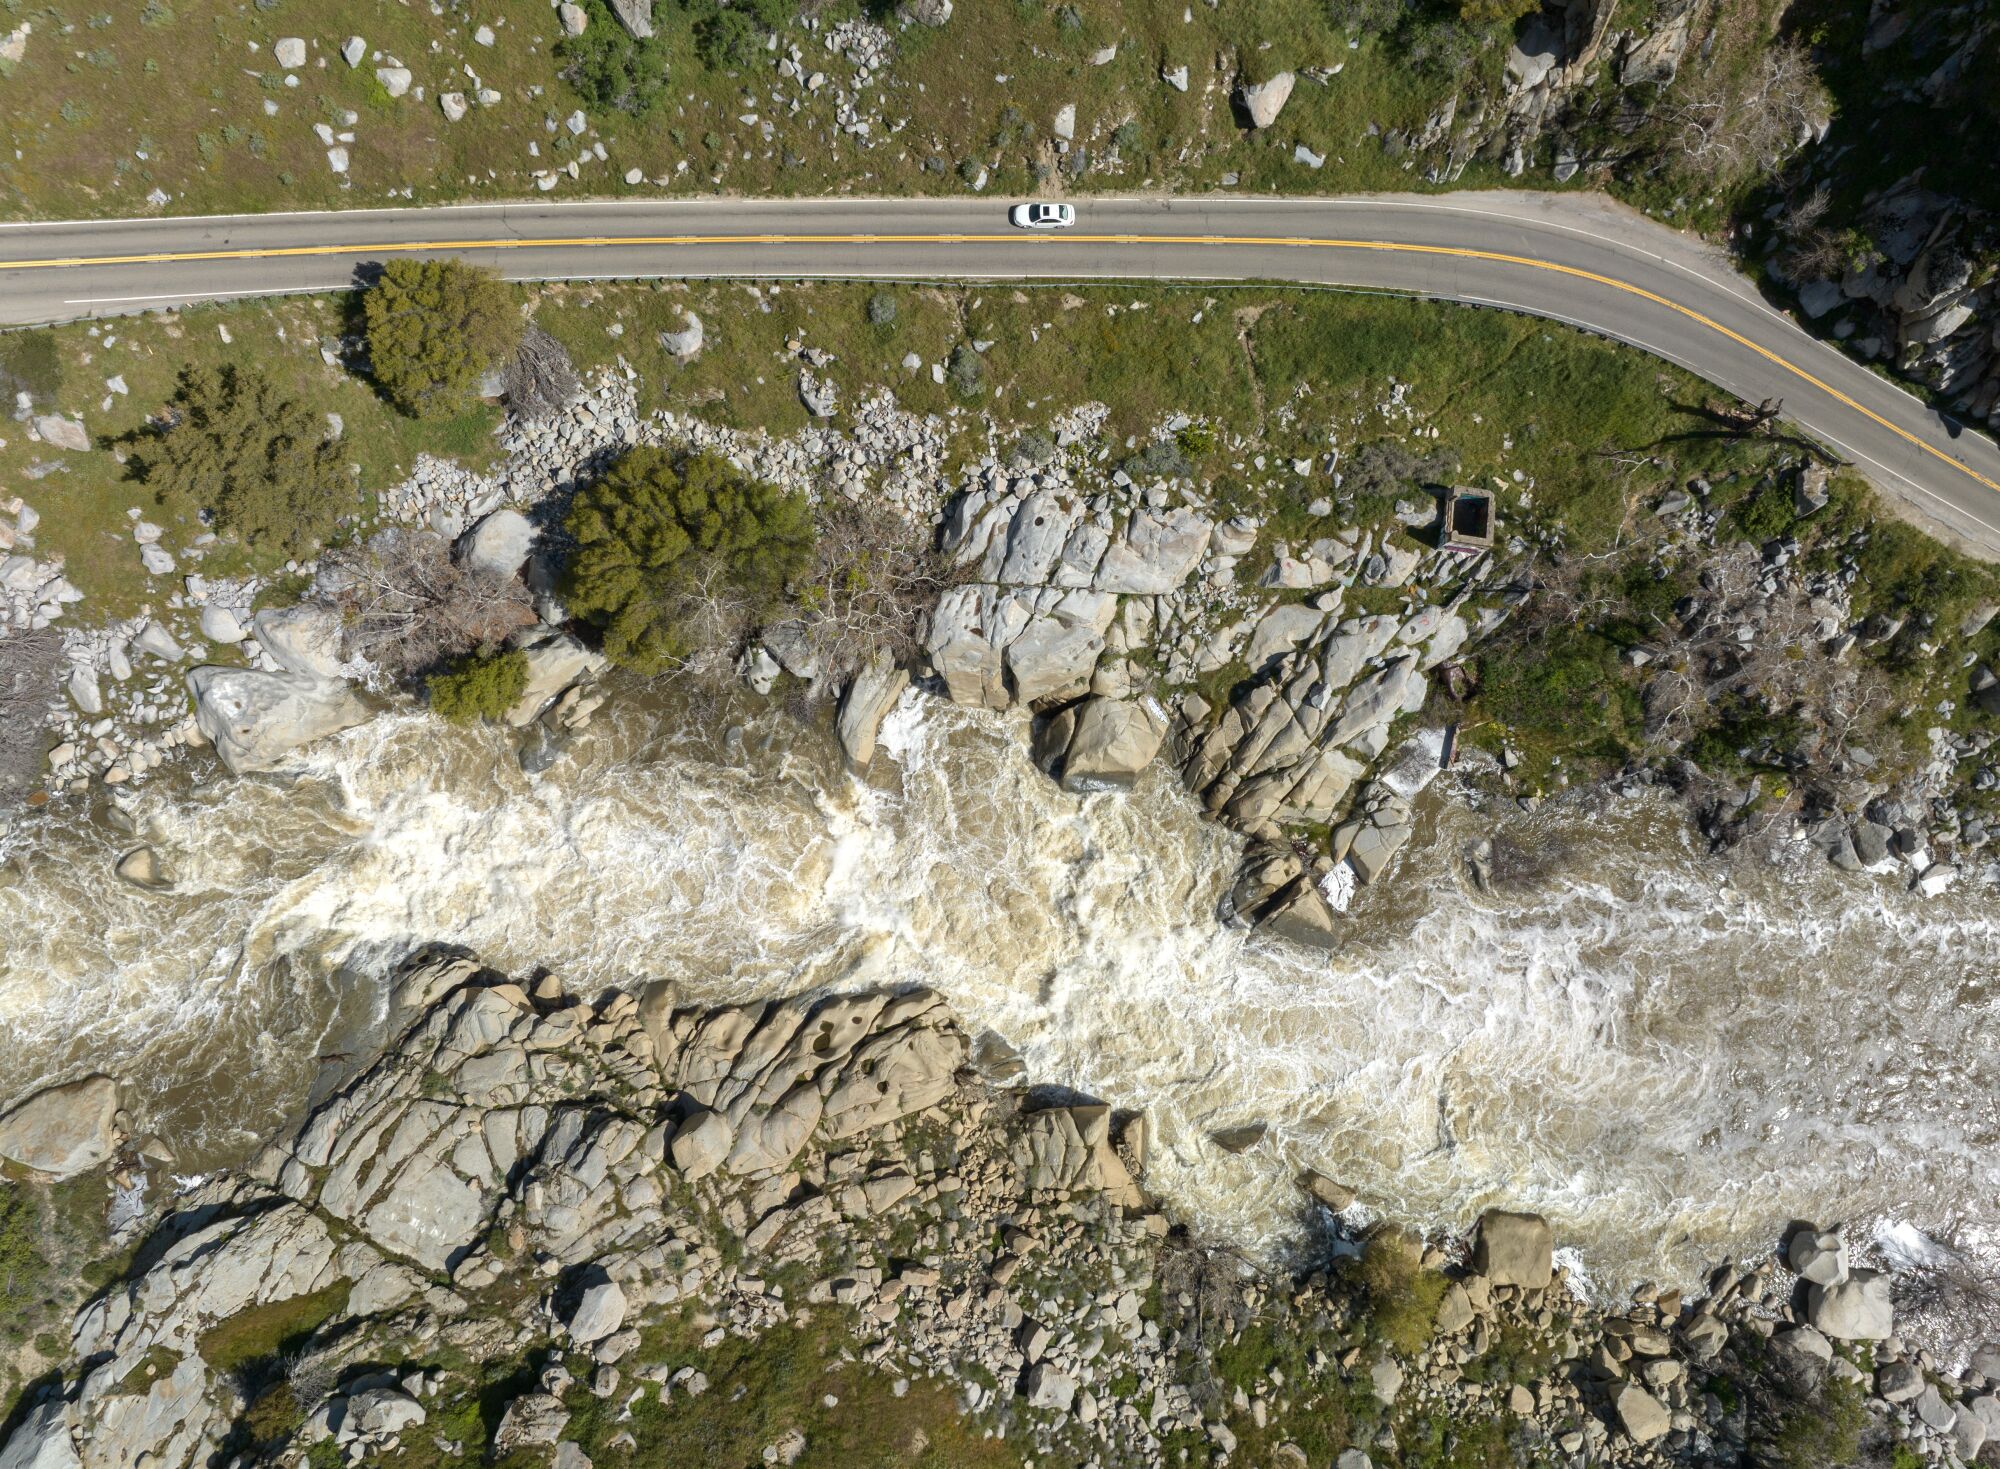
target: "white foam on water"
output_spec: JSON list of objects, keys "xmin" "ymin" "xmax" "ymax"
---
[{"xmin": 4, "ymin": 692, "xmax": 2000, "ymax": 1332}]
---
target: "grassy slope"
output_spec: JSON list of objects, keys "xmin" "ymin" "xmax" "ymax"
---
[
  {"xmin": 5, "ymin": 273, "xmax": 1819, "ymax": 618},
  {"xmin": 1, "ymin": 302, "xmax": 500, "ymax": 623},
  {"xmin": 0, "ymin": 0, "xmax": 1520, "ymax": 221},
  {"xmin": 0, "ymin": 1169, "xmax": 128, "ymax": 1425}
]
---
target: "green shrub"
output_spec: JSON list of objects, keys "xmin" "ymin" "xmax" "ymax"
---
[
  {"xmin": 1766, "ymin": 1373, "xmax": 1865, "ymax": 1469},
  {"xmin": 426, "ymin": 648, "xmax": 530, "ymax": 725},
  {"xmin": 1009, "ymin": 428, "xmax": 1057, "ymax": 467},
  {"xmin": 1123, "ymin": 438, "xmax": 1195, "ymax": 481},
  {"xmin": 1354, "ymin": 1230, "xmax": 1448, "ymax": 1358},
  {"xmin": 561, "ymin": 0, "xmax": 672, "ymax": 115},
  {"xmin": 563, "ymin": 447, "xmax": 814, "ymax": 673},
  {"xmin": 1475, "ymin": 625, "xmax": 1644, "ymax": 769},
  {"xmin": 1175, "ymin": 422, "xmax": 1219, "ymax": 458},
  {"xmin": 866, "ymin": 291, "xmax": 898, "ymax": 327},
  {"xmin": 196, "ymin": 1283, "xmax": 349, "ymax": 1379},
  {"xmin": 693, "ymin": 0, "xmax": 796, "ymax": 71},
  {"xmin": 1685, "ymin": 695, "xmax": 1806, "ymax": 775},
  {"xmin": 362, "ymin": 258, "xmax": 522, "ymax": 419},
  {"xmin": 1724, "ymin": 483, "xmax": 1796, "ymax": 543},
  {"xmin": 947, "ymin": 344, "xmax": 986, "ymax": 399},
  {"xmin": 134, "ymin": 364, "xmax": 354, "ymax": 558},
  {"xmin": 1458, "ymin": 0, "xmax": 1536, "ymax": 24}
]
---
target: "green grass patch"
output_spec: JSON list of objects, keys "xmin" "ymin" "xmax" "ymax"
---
[
  {"xmin": 1470, "ymin": 626, "xmax": 1645, "ymax": 783},
  {"xmin": 560, "ymin": 1313, "xmax": 1023, "ymax": 1469},
  {"xmin": 1, "ymin": 1172, "xmax": 127, "ymax": 1422},
  {"xmin": 196, "ymin": 1282, "xmax": 350, "ymax": 1379}
]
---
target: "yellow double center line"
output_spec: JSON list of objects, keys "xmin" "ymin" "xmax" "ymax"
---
[{"xmin": 7, "ymin": 230, "xmax": 1995, "ymax": 497}]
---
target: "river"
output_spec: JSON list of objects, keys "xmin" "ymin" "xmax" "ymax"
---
[{"xmin": 3, "ymin": 687, "xmax": 1997, "ymax": 1346}]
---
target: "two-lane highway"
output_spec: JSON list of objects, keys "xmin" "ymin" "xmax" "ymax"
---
[{"xmin": 5, "ymin": 191, "xmax": 1998, "ymax": 555}]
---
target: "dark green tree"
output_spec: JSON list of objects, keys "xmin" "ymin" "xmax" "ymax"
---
[
  {"xmin": 134, "ymin": 364, "xmax": 353, "ymax": 558},
  {"xmin": 564, "ymin": 446, "xmax": 815, "ymax": 673},
  {"xmin": 362, "ymin": 258, "xmax": 523, "ymax": 418},
  {"xmin": 560, "ymin": 0, "xmax": 672, "ymax": 115},
  {"xmin": 427, "ymin": 648, "xmax": 530, "ymax": 724}
]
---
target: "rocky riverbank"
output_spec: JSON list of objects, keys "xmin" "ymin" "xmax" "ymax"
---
[
  {"xmin": 3, "ymin": 947, "xmax": 1995, "ymax": 1469},
  {"xmin": 21, "ymin": 331, "xmax": 1996, "ymax": 942}
]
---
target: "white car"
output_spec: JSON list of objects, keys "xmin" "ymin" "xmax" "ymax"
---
[{"xmin": 1009, "ymin": 202, "xmax": 1076, "ymax": 230}]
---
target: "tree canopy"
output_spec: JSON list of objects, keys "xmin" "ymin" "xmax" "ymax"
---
[
  {"xmin": 362, "ymin": 258, "xmax": 523, "ymax": 418},
  {"xmin": 563, "ymin": 447, "xmax": 815, "ymax": 674},
  {"xmin": 560, "ymin": 0, "xmax": 672, "ymax": 115},
  {"xmin": 134, "ymin": 363, "xmax": 353, "ymax": 559},
  {"xmin": 427, "ymin": 648, "xmax": 530, "ymax": 724}
]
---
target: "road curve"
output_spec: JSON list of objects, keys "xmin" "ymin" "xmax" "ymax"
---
[{"xmin": 5, "ymin": 191, "xmax": 1998, "ymax": 556}]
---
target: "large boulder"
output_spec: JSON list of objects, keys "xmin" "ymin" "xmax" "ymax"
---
[
  {"xmin": 253, "ymin": 603, "xmax": 348, "ymax": 679},
  {"xmin": 187, "ymin": 666, "xmax": 368, "ymax": 774},
  {"xmin": 565, "ymin": 1272, "xmax": 627, "ymax": 1344},
  {"xmin": 32, "ymin": 415, "xmax": 88, "ymax": 452},
  {"xmin": 1807, "ymin": 1269, "xmax": 1894, "ymax": 1341},
  {"xmin": 1612, "ymin": 1383, "xmax": 1670, "ymax": 1444},
  {"xmin": 604, "ymin": 0, "xmax": 652, "ymax": 38},
  {"xmin": 1786, "ymin": 1228, "xmax": 1849, "ymax": 1286},
  {"xmin": 836, "ymin": 653, "xmax": 909, "ymax": 771},
  {"xmin": 0, "ymin": 1399, "xmax": 79, "ymax": 1469},
  {"xmin": 659, "ymin": 310, "xmax": 704, "ymax": 360},
  {"xmin": 1254, "ymin": 875, "xmax": 1339, "ymax": 951},
  {"xmin": 1058, "ymin": 695, "xmax": 1168, "ymax": 792},
  {"xmin": 504, "ymin": 634, "xmax": 607, "ymax": 727},
  {"xmin": 1235, "ymin": 72, "xmax": 1296, "ymax": 129},
  {"xmin": 1015, "ymin": 1104, "xmax": 1143, "ymax": 1208},
  {"xmin": 1473, "ymin": 1210, "xmax": 1553, "ymax": 1289},
  {"xmin": 898, "ymin": 0, "xmax": 952, "ymax": 24},
  {"xmin": 1091, "ymin": 507, "xmax": 1212, "ymax": 595},
  {"xmin": 0, "ymin": 1076, "xmax": 121, "ymax": 1178},
  {"xmin": 669, "ymin": 1110, "xmax": 733, "ymax": 1181},
  {"xmin": 456, "ymin": 509, "xmax": 535, "ymax": 581}
]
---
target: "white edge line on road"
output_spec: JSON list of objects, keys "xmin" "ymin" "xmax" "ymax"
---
[{"xmin": 63, "ymin": 286, "xmax": 311, "ymax": 305}]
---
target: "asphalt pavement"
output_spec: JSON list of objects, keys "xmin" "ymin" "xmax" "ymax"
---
[{"xmin": 4, "ymin": 191, "xmax": 1997, "ymax": 554}]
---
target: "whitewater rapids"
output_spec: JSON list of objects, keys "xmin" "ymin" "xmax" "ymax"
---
[{"xmin": 4, "ymin": 689, "xmax": 1998, "ymax": 1327}]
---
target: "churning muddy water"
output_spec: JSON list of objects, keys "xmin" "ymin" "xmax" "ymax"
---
[{"xmin": 4, "ymin": 690, "xmax": 1997, "ymax": 1340}]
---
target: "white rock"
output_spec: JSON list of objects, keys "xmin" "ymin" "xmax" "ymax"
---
[
  {"xmin": 274, "ymin": 36, "xmax": 307, "ymax": 69},
  {"xmin": 67, "ymin": 667, "xmax": 102, "ymax": 715},
  {"xmin": 32, "ymin": 415, "xmax": 88, "ymax": 452},
  {"xmin": 566, "ymin": 1278, "xmax": 627, "ymax": 1344},
  {"xmin": 133, "ymin": 621, "xmax": 185, "ymax": 662},
  {"xmin": 441, "ymin": 92, "xmax": 468, "ymax": 123},
  {"xmin": 376, "ymin": 65, "xmax": 413, "ymax": 98},
  {"xmin": 474, "ymin": 24, "xmax": 496, "ymax": 45},
  {"xmin": 455, "ymin": 509, "xmax": 534, "ymax": 580},
  {"xmin": 1236, "ymin": 72, "xmax": 1296, "ymax": 129},
  {"xmin": 1808, "ymin": 1270, "xmax": 1894, "ymax": 1341},
  {"xmin": 342, "ymin": 35, "xmax": 367, "ymax": 67},
  {"xmin": 200, "ymin": 605, "xmax": 246, "ymax": 643}
]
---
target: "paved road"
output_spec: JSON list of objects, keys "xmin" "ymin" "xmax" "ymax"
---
[{"xmin": 5, "ymin": 192, "xmax": 1999, "ymax": 554}]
